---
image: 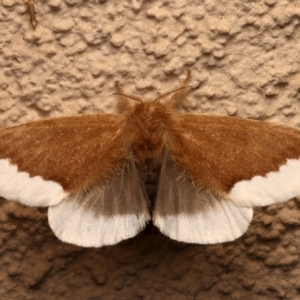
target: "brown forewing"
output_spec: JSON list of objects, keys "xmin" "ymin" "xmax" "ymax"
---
[
  {"xmin": 0, "ymin": 114, "xmax": 128, "ymax": 193},
  {"xmin": 166, "ymin": 114, "xmax": 300, "ymax": 195}
]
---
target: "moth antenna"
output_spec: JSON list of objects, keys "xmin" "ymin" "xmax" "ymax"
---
[
  {"xmin": 168, "ymin": 70, "xmax": 193, "ymax": 108},
  {"xmin": 154, "ymin": 70, "xmax": 192, "ymax": 103},
  {"xmin": 115, "ymin": 81, "xmax": 124, "ymax": 94},
  {"xmin": 114, "ymin": 81, "xmax": 143, "ymax": 103},
  {"xmin": 113, "ymin": 93, "xmax": 143, "ymax": 103},
  {"xmin": 181, "ymin": 70, "xmax": 191, "ymax": 87},
  {"xmin": 154, "ymin": 86, "xmax": 192, "ymax": 103}
]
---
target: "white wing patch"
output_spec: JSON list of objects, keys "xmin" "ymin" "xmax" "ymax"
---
[
  {"xmin": 48, "ymin": 159, "xmax": 150, "ymax": 247},
  {"xmin": 153, "ymin": 155, "xmax": 253, "ymax": 244},
  {"xmin": 230, "ymin": 158, "xmax": 300, "ymax": 207},
  {"xmin": 0, "ymin": 159, "xmax": 66, "ymax": 206},
  {"xmin": 154, "ymin": 198, "xmax": 253, "ymax": 244},
  {"xmin": 48, "ymin": 196, "xmax": 149, "ymax": 247}
]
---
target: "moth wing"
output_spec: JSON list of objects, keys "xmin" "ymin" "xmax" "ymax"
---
[
  {"xmin": 0, "ymin": 114, "xmax": 127, "ymax": 206},
  {"xmin": 168, "ymin": 114, "xmax": 300, "ymax": 208},
  {"xmin": 48, "ymin": 159, "xmax": 150, "ymax": 247},
  {"xmin": 153, "ymin": 155, "xmax": 253, "ymax": 244}
]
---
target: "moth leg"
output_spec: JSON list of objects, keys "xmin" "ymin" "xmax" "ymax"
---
[{"xmin": 27, "ymin": 0, "xmax": 37, "ymax": 29}]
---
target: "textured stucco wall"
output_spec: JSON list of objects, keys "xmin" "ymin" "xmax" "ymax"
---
[{"xmin": 1, "ymin": 0, "xmax": 300, "ymax": 299}]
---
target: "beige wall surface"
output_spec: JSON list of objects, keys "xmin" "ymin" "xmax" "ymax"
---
[{"xmin": 1, "ymin": 0, "xmax": 300, "ymax": 299}]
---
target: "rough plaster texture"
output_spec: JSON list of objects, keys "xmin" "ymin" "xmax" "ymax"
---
[{"xmin": 1, "ymin": 0, "xmax": 300, "ymax": 299}]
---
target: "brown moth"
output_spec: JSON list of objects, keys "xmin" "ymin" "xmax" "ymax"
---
[
  {"xmin": 27, "ymin": 0, "xmax": 37, "ymax": 29},
  {"xmin": 1, "ymin": 71, "xmax": 300, "ymax": 247}
]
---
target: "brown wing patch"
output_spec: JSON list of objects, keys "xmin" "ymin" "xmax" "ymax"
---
[
  {"xmin": 0, "ymin": 114, "xmax": 128, "ymax": 193},
  {"xmin": 166, "ymin": 114, "xmax": 300, "ymax": 195}
]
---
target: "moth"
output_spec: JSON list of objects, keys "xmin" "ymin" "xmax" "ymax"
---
[{"xmin": 1, "ymin": 71, "xmax": 300, "ymax": 247}]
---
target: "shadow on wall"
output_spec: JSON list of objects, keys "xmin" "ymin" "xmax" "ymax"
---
[{"xmin": 1, "ymin": 198, "xmax": 300, "ymax": 299}]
